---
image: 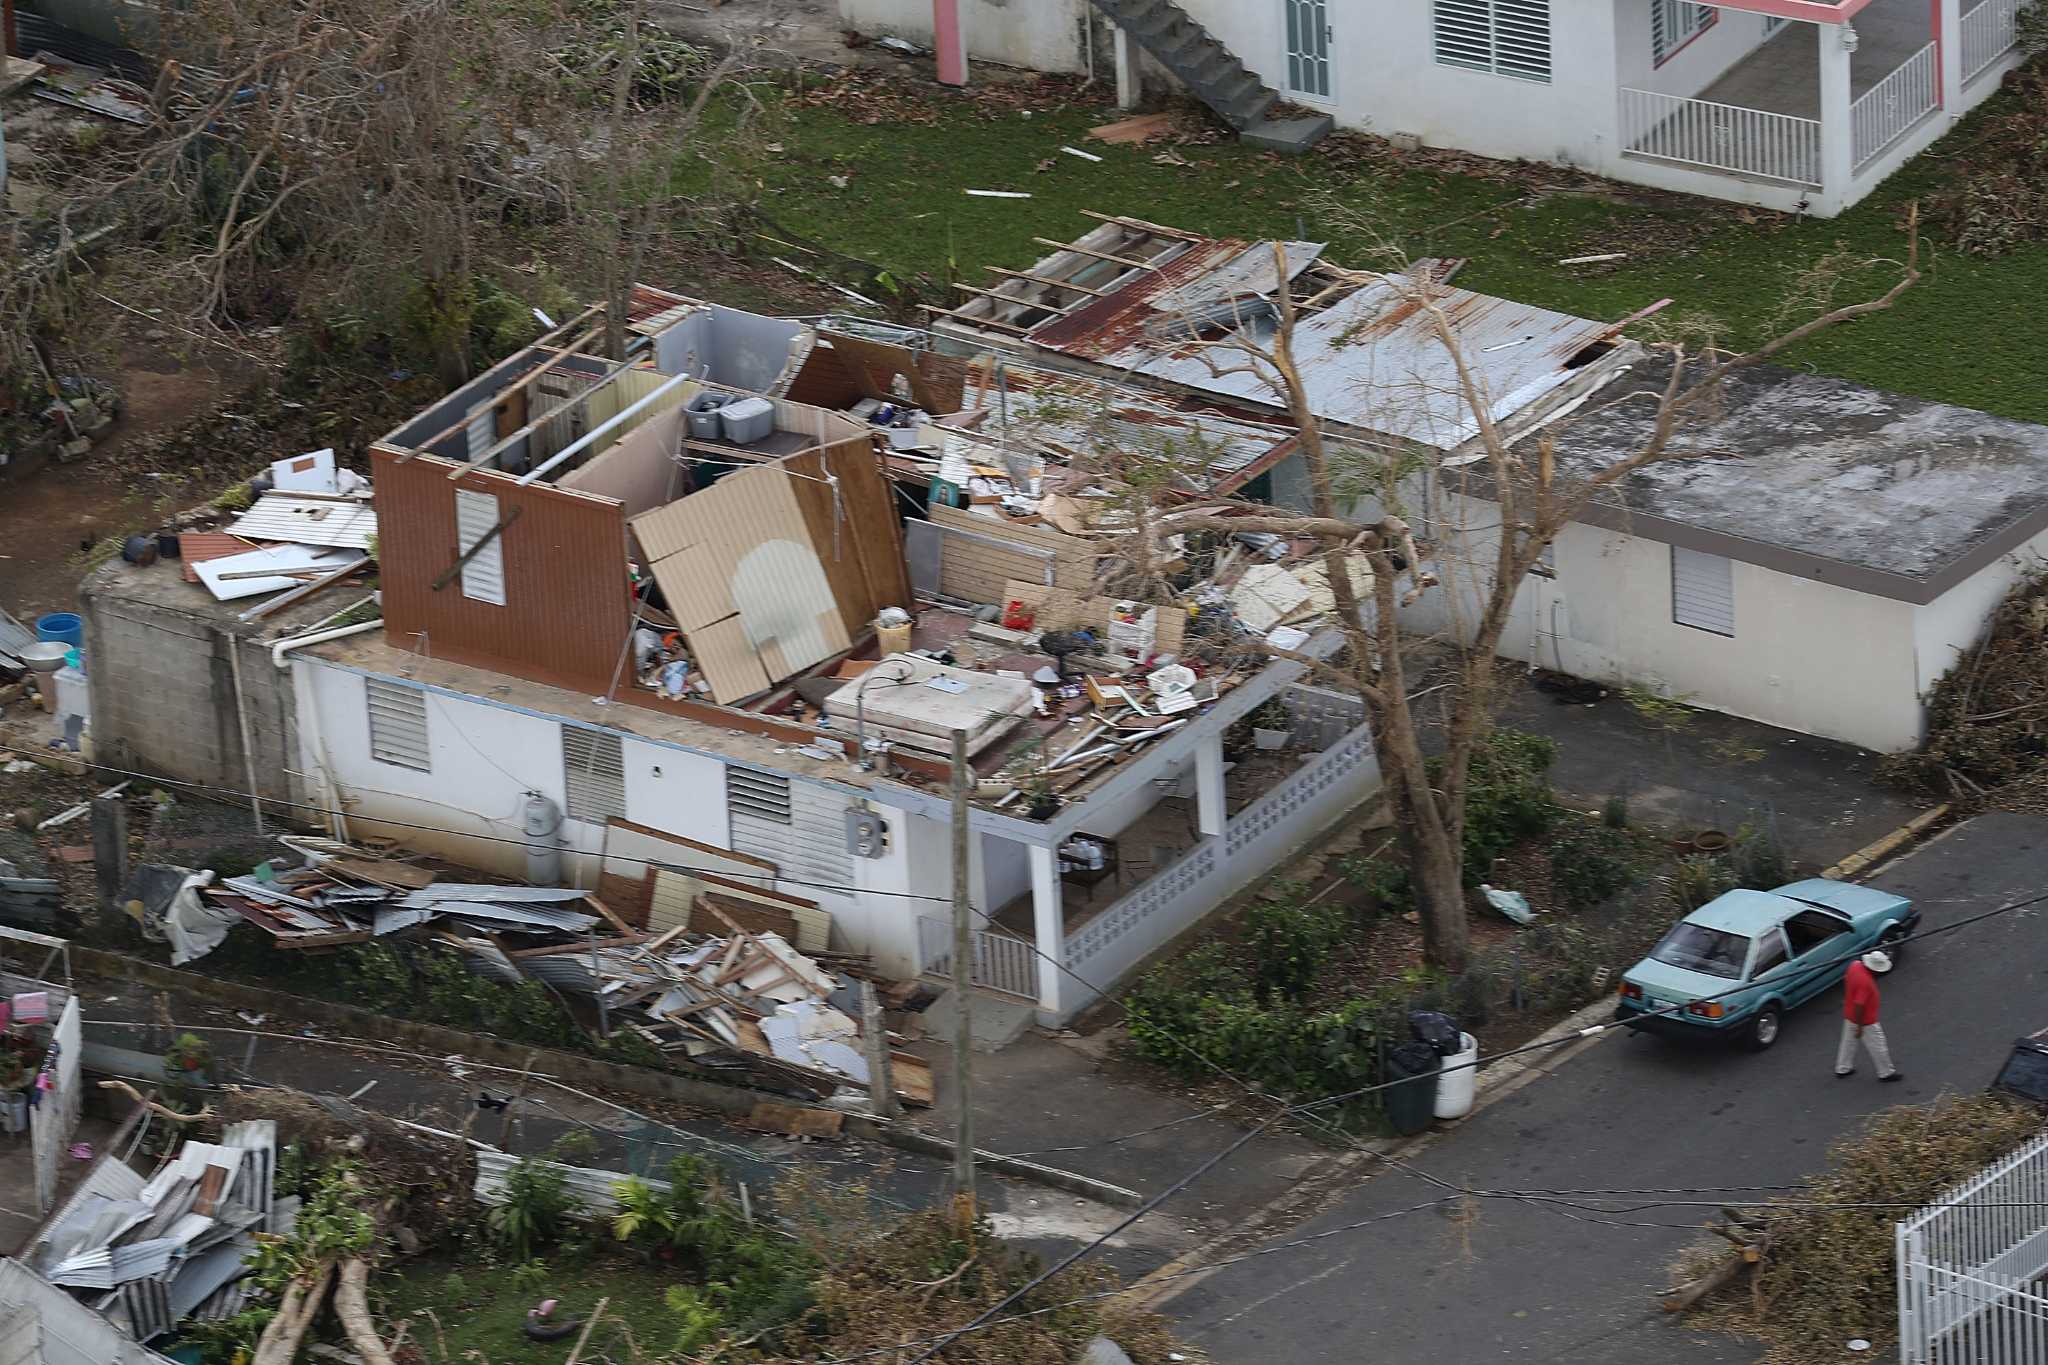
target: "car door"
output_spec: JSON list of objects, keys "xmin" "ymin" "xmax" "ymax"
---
[
  {"xmin": 1744, "ymin": 926, "xmax": 1792, "ymax": 1007},
  {"xmin": 1778, "ymin": 908, "xmax": 1856, "ymax": 1005}
]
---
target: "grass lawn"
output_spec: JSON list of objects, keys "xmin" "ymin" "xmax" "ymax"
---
[
  {"xmin": 379, "ymin": 1253, "xmax": 682, "ymax": 1363},
  {"xmin": 732, "ymin": 69, "xmax": 2048, "ymax": 421}
]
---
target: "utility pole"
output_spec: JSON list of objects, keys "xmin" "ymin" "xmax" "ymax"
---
[{"xmin": 949, "ymin": 727, "xmax": 975, "ymax": 1213}]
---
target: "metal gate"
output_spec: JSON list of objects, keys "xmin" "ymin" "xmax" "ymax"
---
[
  {"xmin": 1898, "ymin": 1128, "xmax": 2048, "ymax": 1363},
  {"xmin": 918, "ymin": 916, "xmax": 1037, "ymax": 1002}
]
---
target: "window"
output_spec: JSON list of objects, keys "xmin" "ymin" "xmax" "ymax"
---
[
  {"xmin": 1763, "ymin": 13, "xmax": 1788, "ymax": 37},
  {"xmin": 1650, "ymin": 923, "xmax": 1750, "ymax": 979},
  {"xmin": 727, "ymin": 768, "xmax": 854, "ymax": 886},
  {"xmin": 1671, "ymin": 546, "xmax": 1735, "ymax": 636},
  {"xmin": 1748, "ymin": 929, "xmax": 1789, "ymax": 979},
  {"xmin": 454, "ymin": 488, "xmax": 507, "ymax": 606},
  {"xmin": 1651, "ymin": 0, "xmax": 1717, "ymax": 65},
  {"xmin": 561, "ymin": 725, "xmax": 626, "ymax": 824},
  {"xmin": 1784, "ymin": 909, "xmax": 1851, "ymax": 955},
  {"xmin": 366, "ymin": 679, "xmax": 430, "ymax": 772},
  {"xmin": 1434, "ymin": 0, "xmax": 1552, "ymax": 83}
]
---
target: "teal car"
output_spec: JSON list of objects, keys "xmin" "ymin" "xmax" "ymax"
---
[{"xmin": 1615, "ymin": 879, "xmax": 1917, "ymax": 1050}]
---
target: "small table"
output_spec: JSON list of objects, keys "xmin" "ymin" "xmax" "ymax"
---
[{"xmin": 1058, "ymin": 833, "xmax": 1120, "ymax": 890}]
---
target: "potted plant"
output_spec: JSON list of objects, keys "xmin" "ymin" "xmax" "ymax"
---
[
  {"xmin": 1250, "ymin": 699, "xmax": 1295, "ymax": 752},
  {"xmin": 1022, "ymin": 770, "xmax": 1060, "ymax": 820},
  {"xmin": 163, "ymin": 1033, "xmax": 214, "ymax": 1085}
]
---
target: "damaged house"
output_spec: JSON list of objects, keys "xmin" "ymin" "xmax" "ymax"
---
[{"xmin": 75, "ymin": 288, "xmax": 1388, "ymax": 1027}]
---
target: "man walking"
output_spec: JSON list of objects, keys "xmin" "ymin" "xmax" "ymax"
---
[{"xmin": 1836, "ymin": 949, "xmax": 1901, "ymax": 1082}]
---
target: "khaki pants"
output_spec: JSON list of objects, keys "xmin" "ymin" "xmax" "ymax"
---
[{"xmin": 1836, "ymin": 1020, "xmax": 1895, "ymax": 1077}]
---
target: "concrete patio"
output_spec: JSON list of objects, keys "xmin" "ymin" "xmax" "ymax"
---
[{"xmin": 1696, "ymin": 0, "xmax": 1938, "ymax": 119}]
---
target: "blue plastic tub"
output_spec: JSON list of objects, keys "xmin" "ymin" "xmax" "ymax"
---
[{"xmin": 34, "ymin": 613, "xmax": 83, "ymax": 648}]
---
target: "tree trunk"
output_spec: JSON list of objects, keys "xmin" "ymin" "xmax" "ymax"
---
[
  {"xmin": 335, "ymin": 1257, "xmax": 397, "ymax": 1365},
  {"xmin": 1408, "ymin": 817, "xmax": 1468, "ymax": 972},
  {"xmin": 252, "ymin": 1261, "xmax": 334, "ymax": 1365}
]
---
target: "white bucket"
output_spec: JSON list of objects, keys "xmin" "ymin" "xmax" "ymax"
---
[{"xmin": 1433, "ymin": 1032, "xmax": 1479, "ymax": 1119}]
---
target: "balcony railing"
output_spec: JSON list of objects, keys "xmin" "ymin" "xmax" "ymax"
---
[
  {"xmin": 1962, "ymin": 0, "xmax": 2023, "ymax": 84},
  {"xmin": 1852, "ymin": 41, "xmax": 1940, "ymax": 171},
  {"xmin": 1618, "ymin": 87, "xmax": 1822, "ymax": 188}
]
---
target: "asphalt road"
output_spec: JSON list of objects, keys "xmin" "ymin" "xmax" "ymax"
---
[{"xmin": 1162, "ymin": 811, "xmax": 2048, "ymax": 1364}]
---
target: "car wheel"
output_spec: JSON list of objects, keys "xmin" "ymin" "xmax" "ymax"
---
[
  {"xmin": 1879, "ymin": 923, "xmax": 1908, "ymax": 964},
  {"xmin": 1745, "ymin": 1005, "xmax": 1783, "ymax": 1052}
]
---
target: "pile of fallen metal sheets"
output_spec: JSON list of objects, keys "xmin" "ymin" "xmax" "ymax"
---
[
  {"xmin": 33, "ymin": 1122, "xmax": 293, "ymax": 1343},
  {"xmin": 195, "ymin": 842, "xmax": 605, "ymax": 955}
]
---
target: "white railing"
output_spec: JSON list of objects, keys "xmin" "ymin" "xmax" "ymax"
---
[
  {"xmin": 917, "ymin": 915, "xmax": 1039, "ymax": 1001},
  {"xmin": 1963, "ymin": 0, "xmax": 2024, "ymax": 83},
  {"xmin": 1060, "ymin": 720, "xmax": 1380, "ymax": 1010},
  {"xmin": 1618, "ymin": 87, "xmax": 1822, "ymax": 187},
  {"xmin": 1853, "ymin": 42, "xmax": 1941, "ymax": 170},
  {"xmin": 1898, "ymin": 1128, "xmax": 2048, "ymax": 1364}
]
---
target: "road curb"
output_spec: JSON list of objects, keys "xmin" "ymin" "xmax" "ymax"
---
[
  {"xmin": 1126, "ymin": 995, "xmax": 1620, "ymax": 1308},
  {"xmin": 1823, "ymin": 803, "xmax": 1951, "ymax": 881}
]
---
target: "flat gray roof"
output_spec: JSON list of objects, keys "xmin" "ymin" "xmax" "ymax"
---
[{"xmin": 1531, "ymin": 359, "xmax": 2048, "ymax": 604}]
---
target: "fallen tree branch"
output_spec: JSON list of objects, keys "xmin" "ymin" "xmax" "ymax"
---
[
  {"xmin": 96, "ymin": 1079, "xmax": 214, "ymax": 1122},
  {"xmin": 335, "ymin": 1256, "xmax": 397, "ymax": 1365}
]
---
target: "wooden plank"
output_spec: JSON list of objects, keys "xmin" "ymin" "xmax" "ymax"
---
[
  {"xmin": 240, "ymin": 558, "xmax": 366, "ymax": 621},
  {"xmin": 984, "ymin": 266, "xmax": 1109, "ymax": 296},
  {"xmin": 743, "ymin": 1101, "xmax": 845, "ymax": 1138},
  {"xmin": 429, "ymin": 506, "xmax": 522, "ymax": 591},
  {"xmin": 274, "ymin": 929, "xmax": 372, "ymax": 949},
  {"xmin": 1085, "ymin": 111, "xmax": 1178, "ymax": 146},
  {"xmin": 584, "ymin": 894, "xmax": 633, "ymax": 936},
  {"xmin": 326, "ymin": 857, "xmax": 437, "ymax": 891},
  {"xmin": 1030, "ymin": 236, "xmax": 1157, "ymax": 269},
  {"xmin": 890, "ymin": 1052, "xmax": 935, "ymax": 1107}
]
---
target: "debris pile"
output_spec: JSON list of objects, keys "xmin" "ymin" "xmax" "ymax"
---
[
  {"xmin": 154, "ymin": 838, "xmax": 933, "ymax": 1107},
  {"xmin": 34, "ymin": 1121, "xmax": 287, "ymax": 1342},
  {"xmin": 174, "ymin": 449, "xmax": 377, "ymax": 623}
]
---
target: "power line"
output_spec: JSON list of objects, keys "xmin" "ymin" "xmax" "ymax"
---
[{"xmin": 893, "ymin": 884, "xmax": 2048, "ymax": 1362}]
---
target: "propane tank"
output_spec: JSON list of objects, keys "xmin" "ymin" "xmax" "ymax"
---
[{"xmin": 521, "ymin": 790, "xmax": 563, "ymax": 886}]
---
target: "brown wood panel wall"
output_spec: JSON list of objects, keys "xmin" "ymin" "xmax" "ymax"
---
[{"xmin": 371, "ymin": 445, "xmax": 632, "ymax": 693}]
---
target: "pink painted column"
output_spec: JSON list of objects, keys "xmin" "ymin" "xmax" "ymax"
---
[{"xmin": 934, "ymin": 0, "xmax": 968, "ymax": 87}]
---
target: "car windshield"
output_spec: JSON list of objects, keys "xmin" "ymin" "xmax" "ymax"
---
[{"xmin": 1650, "ymin": 923, "xmax": 1752, "ymax": 980}]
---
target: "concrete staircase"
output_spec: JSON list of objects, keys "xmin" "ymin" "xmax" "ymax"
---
[{"xmin": 1089, "ymin": 0, "xmax": 1333, "ymax": 154}]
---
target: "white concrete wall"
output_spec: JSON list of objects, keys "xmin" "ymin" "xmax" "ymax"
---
[
  {"xmin": 1618, "ymin": 3, "xmax": 1778, "ymax": 97},
  {"xmin": 294, "ymin": 659, "xmax": 935, "ymax": 973},
  {"xmin": 1910, "ymin": 526, "xmax": 2048, "ymax": 715},
  {"xmin": 838, "ymin": 0, "xmax": 1093, "ymax": 72},
  {"xmin": 1408, "ymin": 494, "xmax": 1924, "ymax": 751}
]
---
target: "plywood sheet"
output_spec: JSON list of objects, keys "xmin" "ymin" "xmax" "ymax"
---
[
  {"xmin": 688, "ymin": 614, "xmax": 773, "ymax": 704},
  {"xmin": 927, "ymin": 503, "xmax": 1097, "ymax": 603},
  {"xmin": 647, "ymin": 867, "xmax": 831, "ymax": 952}
]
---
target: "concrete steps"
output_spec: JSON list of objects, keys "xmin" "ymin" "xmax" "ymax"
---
[
  {"xmin": 918, "ymin": 987, "xmax": 1036, "ymax": 1053},
  {"xmin": 1090, "ymin": 0, "xmax": 1333, "ymax": 154}
]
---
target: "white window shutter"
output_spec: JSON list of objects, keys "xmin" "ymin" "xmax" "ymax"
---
[
  {"xmin": 1671, "ymin": 547, "xmax": 1735, "ymax": 636},
  {"xmin": 727, "ymin": 768, "xmax": 853, "ymax": 888},
  {"xmin": 366, "ymin": 680, "xmax": 431, "ymax": 771},
  {"xmin": 562, "ymin": 726, "xmax": 627, "ymax": 824},
  {"xmin": 455, "ymin": 488, "xmax": 507, "ymax": 606},
  {"xmin": 1435, "ymin": 0, "xmax": 1550, "ymax": 82}
]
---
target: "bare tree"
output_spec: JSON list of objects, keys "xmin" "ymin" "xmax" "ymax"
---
[{"xmin": 1071, "ymin": 220, "xmax": 1921, "ymax": 971}]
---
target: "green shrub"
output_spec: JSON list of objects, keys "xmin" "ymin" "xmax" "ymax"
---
[
  {"xmin": 1458, "ymin": 729, "xmax": 1559, "ymax": 873},
  {"xmin": 1337, "ymin": 854, "xmax": 1410, "ymax": 911},
  {"xmin": 488, "ymin": 1159, "xmax": 576, "ymax": 1259},
  {"xmin": 1669, "ymin": 854, "xmax": 1736, "ymax": 912},
  {"xmin": 1601, "ymin": 794, "xmax": 1630, "ymax": 829},
  {"xmin": 1731, "ymin": 825, "xmax": 1791, "ymax": 888},
  {"xmin": 1243, "ymin": 892, "xmax": 1346, "ymax": 1004},
  {"xmin": 343, "ymin": 942, "xmax": 585, "ymax": 1050},
  {"xmin": 1548, "ymin": 824, "xmax": 1640, "ymax": 911}
]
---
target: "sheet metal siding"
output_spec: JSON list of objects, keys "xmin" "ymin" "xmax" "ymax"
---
[
  {"xmin": 372, "ymin": 445, "xmax": 631, "ymax": 696},
  {"xmin": 1030, "ymin": 238, "xmax": 1244, "ymax": 354}
]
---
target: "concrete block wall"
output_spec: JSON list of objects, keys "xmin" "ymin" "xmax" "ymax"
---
[{"xmin": 79, "ymin": 586, "xmax": 302, "ymax": 808}]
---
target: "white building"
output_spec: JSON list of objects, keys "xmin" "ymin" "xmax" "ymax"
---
[
  {"xmin": 839, "ymin": 0, "xmax": 2034, "ymax": 215},
  {"xmin": 1413, "ymin": 358, "xmax": 2048, "ymax": 752}
]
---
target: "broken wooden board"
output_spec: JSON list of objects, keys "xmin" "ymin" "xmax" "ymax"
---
[
  {"xmin": 1088, "ymin": 111, "xmax": 1179, "ymax": 145},
  {"xmin": 743, "ymin": 1101, "xmax": 845, "ymax": 1138},
  {"xmin": 325, "ymin": 856, "xmax": 437, "ymax": 891}
]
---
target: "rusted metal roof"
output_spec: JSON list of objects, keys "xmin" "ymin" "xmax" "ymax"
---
[{"xmin": 1029, "ymin": 237, "xmax": 1245, "ymax": 355}]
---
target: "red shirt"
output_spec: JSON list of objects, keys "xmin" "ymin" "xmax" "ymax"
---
[{"xmin": 1843, "ymin": 961, "xmax": 1881, "ymax": 1027}]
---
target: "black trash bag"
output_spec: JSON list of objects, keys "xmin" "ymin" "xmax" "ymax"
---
[
  {"xmin": 1409, "ymin": 1010, "xmax": 1462, "ymax": 1055},
  {"xmin": 1383, "ymin": 1041, "xmax": 1441, "ymax": 1137}
]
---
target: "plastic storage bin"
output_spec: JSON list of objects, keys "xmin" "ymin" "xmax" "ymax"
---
[
  {"xmin": 719, "ymin": 396, "xmax": 775, "ymax": 446},
  {"xmin": 34, "ymin": 613, "xmax": 83, "ymax": 648},
  {"xmin": 685, "ymin": 392, "xmax": 731, "ymax": 442},
  {"xmin": 52, "ymin": 665, "xmax": 90, "ymax": 724},
  {"xmin": 1382, "ymin": 1041, "xmax": 1441, "ymax": 1136}
]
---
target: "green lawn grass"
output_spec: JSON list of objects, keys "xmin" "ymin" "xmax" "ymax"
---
[
  {"xmin": 734, "ymin": 74, "xmax": 2048, "ymax": 421},
  {"xmin": 379, "ymin": 1253, "xmax": 681, "ymax": 1363}
]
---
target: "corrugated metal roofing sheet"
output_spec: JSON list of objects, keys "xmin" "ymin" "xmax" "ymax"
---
[
  {"xmin": 225, "ymin": 494, "xmax": 378, "ymax": 549},
  {"xmin": 0, "ymin": 606, "xmax": 36, "ymax": 668},
  {"xmin": 398, "ymin": 884, "xmax": 592, "ymax": 905}
]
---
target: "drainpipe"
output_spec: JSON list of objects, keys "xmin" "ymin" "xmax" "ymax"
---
[
  {"xmin": 222, "ymin": 631, "xmax": 264, "ymax": 834},
  {"xmin": 270, "ymin": 619, "xmax": 383, "ymax": 672}
]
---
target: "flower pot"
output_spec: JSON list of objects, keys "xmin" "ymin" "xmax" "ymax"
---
[
  {"xmin": 1253, "ymin": 727, "xmax": 1293, "ymax": 752},
  {"xmin": 1691, "ymin": 830, "xmax": 1731, "ymax": 855}
]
